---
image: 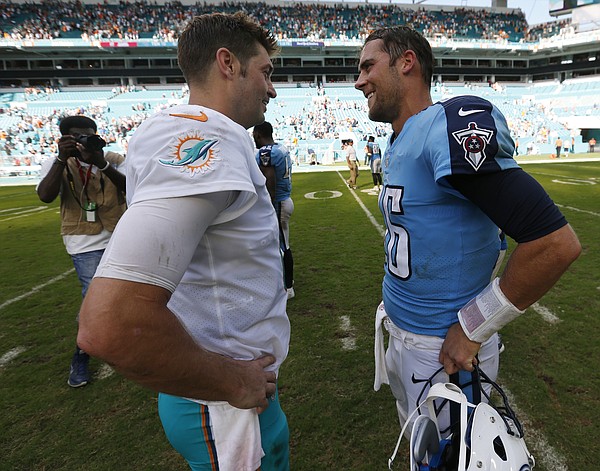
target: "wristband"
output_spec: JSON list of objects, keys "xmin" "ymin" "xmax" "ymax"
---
[
  {"xmin": 458, "ymin": 278, "xmax": 525, "ymax": 343},
  {"xmin": 98, "ymin": 160, "xmax": 111, "ymax": 171},
  {"xmin": 55, "ymin": 156, "xmax": 67, "ymax": 165}
]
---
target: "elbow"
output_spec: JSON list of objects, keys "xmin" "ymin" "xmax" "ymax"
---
[
  {"xmin": 77, "ymin": 305, "xmax": 109, "ymax": 361},
  {"xmin": 555, "ymin": 224, "xmax": 582, "ymax": 268},
  {"xmin": 77, "ymin": 295, "xmax": 121, "ymax": 363},
  {"xmin": 37, "ymin": 190, "xmax": 54, "ymax": 204},
  {"xmin": 566, "ymin": 236, "xmax": 582, "ymax": 265}
]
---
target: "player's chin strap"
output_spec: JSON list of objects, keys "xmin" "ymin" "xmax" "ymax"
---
[{"xmin": 388, "ymin": 383, "xmax": 477, "ymax": 470}]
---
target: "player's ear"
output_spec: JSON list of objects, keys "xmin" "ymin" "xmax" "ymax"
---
[
  {"xmin": 400, "ymin": 50, "xmax": 418, "ymax": 75},
  {"xmin": 215, "ymin": 47, "xmax": 237, "ymax": 79}
]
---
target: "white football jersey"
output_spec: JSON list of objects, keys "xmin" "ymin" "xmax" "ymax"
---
[{"xmin": 102, "ymin": 104, "xmax": 290, "ymax": 371}]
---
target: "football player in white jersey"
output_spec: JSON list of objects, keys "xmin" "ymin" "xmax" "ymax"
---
[
  {"xmin": 78, "ymin": 13, "xmax": 290, "ymax": 471},
  {"xmin": 355, "ymin": 25, "xmax": 581, "ymax": 454}
]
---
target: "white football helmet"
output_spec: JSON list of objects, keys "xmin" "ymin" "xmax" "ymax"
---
[{"xmin": 392, "ymin": 366, "xmax": 536, "ymax": 471}]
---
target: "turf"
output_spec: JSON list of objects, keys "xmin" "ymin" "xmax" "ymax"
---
[{"xmin": 0, "ymin": 160, "xmax": 598, "ymax": 470}]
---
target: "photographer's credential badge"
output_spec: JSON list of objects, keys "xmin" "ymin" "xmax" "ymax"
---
[{"xmin": 84, "ymin": 201, "xmax": 97, "ymax": 222}]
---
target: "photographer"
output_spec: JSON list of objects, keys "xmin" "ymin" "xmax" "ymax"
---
[{"xmin": 37, "ymin": 115, "xmax": 126, "ymax": 388}]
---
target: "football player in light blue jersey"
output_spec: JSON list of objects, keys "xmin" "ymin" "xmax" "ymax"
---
[
  {"xmin": 254, "ymin": 121, "xmax": 295, "ymax": 299},
  {"xmin": 355, "ymin": 25, "xmax": 581, "ymax": 449}
]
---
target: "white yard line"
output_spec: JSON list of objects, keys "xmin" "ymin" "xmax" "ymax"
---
[
  {"xmin": 0, "ymin": 206, "xmax": 52, "ymax": 222},
  {"xmin": 336, "ymin": 171, "xmax": 385, "ymax": 237},
  {"xmin": 555, "ymin": 203, "xmax": 600, "ymax": 218},
  {"xmin": 339, "ymin": 315, "xmax": 356, "ymax": 351},
  {"xmin": 0, "ymin": 269, "xmax": 75, "ymax": 311},
  {"xmin": 501, "ymin": 385, "xmax": 569, "ymax": 471},
  {"xmin": 95, "ymin": 363, "xmax": 115, "ymax": 380},
  {"xmin": 531, "ymin": 302, "xmax": 562, "ymax": 324},
  {"xmin": 0, "ymin": 346, "xmax": 27, "ymax": 367}
]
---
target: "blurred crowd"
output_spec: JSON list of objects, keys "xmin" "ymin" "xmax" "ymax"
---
[{"xmin": 0, "ymin": 0, "xmax": 572, "ymax": 43}]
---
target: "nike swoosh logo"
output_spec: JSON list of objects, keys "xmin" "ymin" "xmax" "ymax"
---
[
  {"xmin": 169, "ymin": 112, "xmax": 208, "ymax": 122},
  {"xmin": 458, "ymin": 107, "xmax": 485, "ymax": 117}
]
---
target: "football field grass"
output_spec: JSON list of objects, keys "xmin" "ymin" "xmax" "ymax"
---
[{"xmin": 0, "ymin": 160, "xmax": 598, "ymax": 470}]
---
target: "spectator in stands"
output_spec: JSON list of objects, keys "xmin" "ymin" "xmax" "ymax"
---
[
  {"xmin": 355, "ymin": 25, "xmax": 580, "ymax": 460},
  {"xmin": 36, "ymin": 115, "xmax": 126, "ymax": 388},
  {"xmin": 344, "ymin": 139, "xmax": 359, "ymax": 189},
  {"xmin": 253, "ymin": 121, "xmax": 295, "ymax": 299},
  {"xmin": 77, "ymin": 12, "xmax": 290, "ymax": 471}
]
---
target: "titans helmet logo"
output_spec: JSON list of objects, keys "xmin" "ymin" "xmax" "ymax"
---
[{"xmin": 452, "ymin": 122, "xmax": 494, "ymax": 171}]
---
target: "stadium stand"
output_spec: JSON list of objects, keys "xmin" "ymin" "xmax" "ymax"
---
[
  {"xmin": 2, "ymin": 1, "xmax": 600, "ymax": 182},
  {"xmin": 2, "ymin": 76, "xmax": 600, "ymax": 176}
]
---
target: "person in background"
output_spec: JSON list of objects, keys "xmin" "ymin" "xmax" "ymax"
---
[
  {"xmin": 344, "ymin": 139, "xmax": 359, "ymax": 189},
  {"xmin": 36, "ymin": 115, "xmax": 126, "ymax": 388},
  {"xmin": 570, "ymin": 136, "xmax": 575, "ymax": 154},
  {"xmin": 253, "ymin": 120, "xmax": 295, "ymax": 299},
  {"xmin": 555, "ymin": 136, "xmax": 563, "ymax": 158},
  {"xmin": 365, "ymin": 135, "xmax": 383, "ymax": 192},
  {"xmin": 77, "ymin": 12, "xmax": 290, "ymax": 471},
  {"xmin": 355, "ymin": 25, "xmax": 581, "ymax": 450}
]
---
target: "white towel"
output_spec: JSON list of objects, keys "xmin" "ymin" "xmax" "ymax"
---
[
  {"xmin": 374, "ymin": 301, "xmax": 390, "ymax": 391},
  {"xmin": 202, "ymin": 401, "xmax": 264, "ymax": 471}
]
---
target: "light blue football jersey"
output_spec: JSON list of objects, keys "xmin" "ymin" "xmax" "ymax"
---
[
  {"xmin": 256, "ymin": 143, "xmax": 292, "ymax": 203},
  {"xmin": 379, "ymin": 95, "xmax": 519, "ymax": 337}
]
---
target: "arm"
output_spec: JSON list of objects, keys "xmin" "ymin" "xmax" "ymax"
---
[
  {"xmin": 78, "ymin": 146, "xmax": 126, "ymax": 194},
  {"xmin": 78, "ymin": 194, "xmax": 277, "ymax": 411},
  {"xmin": 439, "ymin": 170, "xmax": 581, "ymax": 373},
  {"xmin": 98, "ymin": 159, "xmax": 126, "ymax": 194},
  {"xmin": 79, "ymin": 278, "xmax": 276, "ymax": 410},
  {"xmin": 36, "ymin": 136, "xmax": 75, "ymax": 203},
  {"xmin": 259, "ymin": 165, "xmax": 277, "ymax": 203},
  {"xmin": 440, "ymin": 224, "xmax": 580, "ymax": 374},
  {"xmin": 37, "ymin": 158, "xmax": 66, "ymax": 203}
]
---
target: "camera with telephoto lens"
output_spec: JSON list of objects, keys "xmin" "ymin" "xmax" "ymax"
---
[{"xmin": 75, "ymin": 134, "xmax": 106, "ymax": 152}]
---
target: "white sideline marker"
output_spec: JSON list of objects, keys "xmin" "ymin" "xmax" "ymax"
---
[
  {"xmin": 0, "ymin": 346, "xmax": 27, "ymax": 367},
  {"xmin": 0, "ymin": 268, "xmax": 75, "ymax": 311}
]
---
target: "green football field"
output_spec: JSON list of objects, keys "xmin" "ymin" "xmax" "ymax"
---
[{"xmin": 0, "ymin": 159, "xmax": 598, "ymax": 470}]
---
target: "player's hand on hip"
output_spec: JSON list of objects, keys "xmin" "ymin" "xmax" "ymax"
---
[
  {"xmin": 227, "ymin": 354, "xmax": 277, "ymax": 413},
  {"xmin": 439, "ymin": 323, "xmax": 481, "ymax": 375}
]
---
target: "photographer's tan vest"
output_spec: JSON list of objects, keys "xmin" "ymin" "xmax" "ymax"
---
[{"xmin": 60, "ymin": 151, "xmax": 126, "ymax": 235}]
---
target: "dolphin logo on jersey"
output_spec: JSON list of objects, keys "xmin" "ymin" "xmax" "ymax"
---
[
  {"xmin": 160, "ymin": 131, "xmax": 220, "ymax": 176},
  {"xmin": 452, "ymin": 122, "xmax": 494, "ymax": 171}
]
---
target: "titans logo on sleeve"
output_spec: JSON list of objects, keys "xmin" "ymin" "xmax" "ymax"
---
[
  {"xmin": 442, "ymin": 96, "xmax": 514, "ymax": 174},
  {"xmin": 452, "ymin": 122, "xmax": 494, "ymax": 171},
  {"xmin": 258, "ymin": 145, "xmax": 273, "ymax": 167}
]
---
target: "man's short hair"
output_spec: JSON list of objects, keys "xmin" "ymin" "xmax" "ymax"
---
[
  {"xmin": 59, "ymin": 115, "xmax": 97, "ymax": 135},
  {"xmin": 178, "ymin": 12, "xmax": 279, "ymax": 87},
  {"xmin": 253, "ymin": 121, "xmax": 273, "ymax": 139}
]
